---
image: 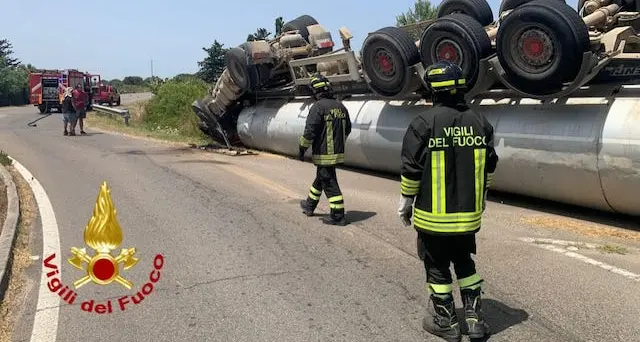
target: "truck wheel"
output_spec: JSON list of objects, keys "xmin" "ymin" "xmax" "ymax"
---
[
  {"xmin": 282, "ymin": 15, "xmax": 318, "ymax": 42},
  {"xmin": 420, "ymin": 13, "xmax": 492, "ymax": 90},
  {"xmin": 436, "ymin": 0, "xmax": 494, "ymax": 26},
  {"xmin": 116, "ymin": 98, "xmax": 121, "ymax": 106},
  {"xmin": 225, "ymin": 47, "xmax": 252, "ymax": 91},
  {"xmin": 496, "ymin": 0, "xmax": 590, "ymax": 95},
  {"xmin": 361, "ymin": 26, "xmax": 421, "ymax": 98},
  {"xmin": 499, "ymin": 0, "xmax": 565, "ymax": 14}
]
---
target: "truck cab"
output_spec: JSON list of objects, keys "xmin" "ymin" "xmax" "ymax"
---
[{"xmin": 94, "ymin": 84, "xmax": 121, "ymax": 106}]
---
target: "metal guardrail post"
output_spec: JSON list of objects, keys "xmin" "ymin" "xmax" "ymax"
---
[{"xmin": 92, "ymin": 104, "xmax": 131, "ymax": 126}]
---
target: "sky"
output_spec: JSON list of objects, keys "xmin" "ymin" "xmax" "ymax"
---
[{"xmin": 0, "ymin": 0, "xmax": 579, "ymax": 80}]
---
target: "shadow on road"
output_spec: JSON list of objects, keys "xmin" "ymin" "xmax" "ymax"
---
[
  {"xmin": 455, "ymin": 298, "xmax": 529, "ymax": 340},
  {"xmin": 316, "ymin": 210, "xmax": 377, "ymax": 224}
]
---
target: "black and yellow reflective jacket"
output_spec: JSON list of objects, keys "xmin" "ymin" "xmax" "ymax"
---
[
  {"xmin": 299, "ymin": 98, "xmax": 352, "ymax": 165},
  {"xmin": 400, "ymin": 102, "xmax": 498, "ymax": 235}
]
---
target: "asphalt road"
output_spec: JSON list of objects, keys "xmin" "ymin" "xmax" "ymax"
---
[{"xmin": 1, "ymin": 98, "xmax": 639, "ymax": 342}]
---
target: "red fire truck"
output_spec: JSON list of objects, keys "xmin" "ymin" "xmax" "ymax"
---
[{"xmin": 28, "ymin": 69, "xmax": 96, "ymax": 113}]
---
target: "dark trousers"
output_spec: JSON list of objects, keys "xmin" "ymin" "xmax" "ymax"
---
[
  {"xmin": 417, "ymin": 231, "xmax": 483, "ymax": 295},
  {"xmin": 305, "ymin": 166, "xmax": 345, "ymax": 219}
]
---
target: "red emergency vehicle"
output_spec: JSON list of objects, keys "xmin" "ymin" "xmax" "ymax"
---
[
  {"xmin": 93, "ymin": 84, "xmax": 121, "ymax": 106},
  {"xmin": 28, "ymin": 69, "xmax": 90, "ymax": 113}
]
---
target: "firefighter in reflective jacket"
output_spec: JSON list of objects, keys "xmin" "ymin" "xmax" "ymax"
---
[
  {"xmin": 397, "ymin": 61, "xmax": 498, "ymax": 342},
  {"xmin": 298, "ymin": 74, "xmax": 352, "ymax": 226}
]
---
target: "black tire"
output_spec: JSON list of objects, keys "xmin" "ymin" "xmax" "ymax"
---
[
  {"xmin": 38, "ymin": 105, "xmax": 46, "ymax": 114},
  {"xmin": 420, "ymin": 13, "xmax": 492, "ymax": 90},
  {"xmin": 116, "ymin": 98, "xmax": 121, "ymax": 106},
  {"xmin": 436, "ymin": 0, "xmax": 494, "ymax": 26},
  {"xmin": 282, "ymin": 15, "xmax": 318, "ymax": 42},
  {"xmin": 225, "ymin": 47, "xmax": 252, "ymax": 91},
  {"xmin": 496, "ymin": 0, "xmax": 590, "ymax": 95},
  {"xmin": 499, "ymin": 0, "xmax": 565, "ymax": 14},
  {"xmin": 361, "ymin": 26, "xmax": 421, "ymax": 98}
]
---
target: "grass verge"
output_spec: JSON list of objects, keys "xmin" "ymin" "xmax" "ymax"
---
[
  {"xmin": 0, "ymin": 151, "xmax": 11, "ymax": 167},
  {"xmin": 86, "ymin": 79, "xmax": 214, "ymax": 146},
  {"xmin": 0, "ymin": 166, "xmax": 35, "ymax": 342},
  {"xmin": 86, "ymin": 103, "xmax": 213, "ymax": 146}
]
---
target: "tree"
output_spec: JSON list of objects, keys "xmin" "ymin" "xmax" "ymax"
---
[
  {"xmin": 396, "ymin": 0, "xmax": 439, "ymax": 26},
  {"xmin": 197, "ymin": 40, "xmax": 228, "ymax": 83},
  {"xmin": 123, "ymin": 76, "xmax": 145, "ymax": 85},
  {"xmin": 0, "ymin": 38, "xmax": 20, "ymax": 67},
  {"xmin": 275, "ymin": 17, "xmax": 285, "ymax": 36},
  {"xmin": 247, "ymin": 28, "xmax": 272, "ymax": 41}
]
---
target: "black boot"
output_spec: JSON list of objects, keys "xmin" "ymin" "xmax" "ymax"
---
[
  {"xmin": 299, "ymin": 199, "xmax": 316, "ymax": 217},
  {"xmin": 321, "ymin": 209, "xmax": 347, "ymax": 226},
  {"xmin": 422, "ymin": 294, "xmax": 462, "ymax": 342},
  {"xmin": 461, "ymin": 288, "xmax": 490, "ymax": 339}
]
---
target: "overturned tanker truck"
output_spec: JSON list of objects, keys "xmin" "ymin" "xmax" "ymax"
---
[{"xmin": 192, "ymin": 0, "xmax": 640, "ymax": 216}]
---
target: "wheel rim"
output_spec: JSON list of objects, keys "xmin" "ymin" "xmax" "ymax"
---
[
  {"xmin": 512, "ymin": 27, "xmax": 555, "ymax": 74},
  {"xmin": 434, "ymin": 39, "xmax": 463, "ymax": 67},
  {"xmin": 371, "ymin": 47, "xmax": 397, "ymax": 81}
]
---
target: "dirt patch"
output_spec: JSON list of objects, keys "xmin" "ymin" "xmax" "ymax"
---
[
  {"xmin": 0, "ymin": 174, "xmax": 5, "ymax": 236},
  {"xmin": 521, "ymin": 215, "xmax": 640, "ymax": 241},
  {"xmin": 0, "ymin": 166, "xmax": 35, "ymax": 342}
]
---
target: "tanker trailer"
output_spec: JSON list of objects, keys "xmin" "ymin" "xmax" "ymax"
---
[{"xmin": 192, "ymin": 1, "xmax": 640, "ymax": 216}]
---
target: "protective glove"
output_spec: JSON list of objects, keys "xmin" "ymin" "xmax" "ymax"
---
[
  {"xmin": 397, "ymin": 195, "xmax": 415, "ymax": 227},
  {"xmin": 298, "ymin": 147, "xmax": 307, "ymax": 161}
]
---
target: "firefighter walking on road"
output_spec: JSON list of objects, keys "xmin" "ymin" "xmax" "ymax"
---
[
  {"xmin": 397, "ymin": 61, "xmax": 498, "ymax": 342},
  {"xmin": 298, "ymin": 74, "xmax": 352, "ymax": 226}
]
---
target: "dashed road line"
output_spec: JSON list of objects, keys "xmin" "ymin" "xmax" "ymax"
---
[
  {"xmin": 519, "ymin": 237, "xmax": 640, "ymax": 282},
  {"xmin": 9, "ymin": 156, "xmax": 61, "ymax": 342}
]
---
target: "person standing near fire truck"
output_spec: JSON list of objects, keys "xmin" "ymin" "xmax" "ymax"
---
[
  {"xmin": 72, "ymin": 84, "xmax": 88, "ymax": 135},
  {"xmin": 397, "ymin": 61, "xmax": 498, "ymax": 341}
]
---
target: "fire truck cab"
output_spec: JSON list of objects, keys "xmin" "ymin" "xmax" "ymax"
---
[{"xmin": 28, "ymin": 69, "xmax": 89, "ymax": 113}]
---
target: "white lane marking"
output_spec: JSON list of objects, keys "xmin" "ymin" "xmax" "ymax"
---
[
  {"xmin": 519, "ymin": 237, "xmax": 640, "ymax": 282},
  {"xmin": 9, "ymin": 156, "xmax": 61, "ymax": 342},
  {"xmin": 519, "ymin": 237, "xmax": 599, "ymax": 249}
]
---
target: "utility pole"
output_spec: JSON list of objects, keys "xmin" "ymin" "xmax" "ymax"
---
[{"xmin": 151, "ymin": 58, "xmax": 154, "ymax": 78}]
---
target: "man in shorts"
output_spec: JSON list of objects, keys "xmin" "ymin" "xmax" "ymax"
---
[{"xmin": 72, "ymin": 84, "xmax": 88, "ymax": 135}]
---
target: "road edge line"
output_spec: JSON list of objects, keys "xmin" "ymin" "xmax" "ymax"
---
[
  {"xmin": 520, "ymin": 237, "xmax": 640, "ymax": 282},
  {"xmin": 0, "ymin": 162, "xmax": 20, "ymax": 303},
  {"xmin": 8, "ymin": 156, "xmax": 61, "ymax": 342}
]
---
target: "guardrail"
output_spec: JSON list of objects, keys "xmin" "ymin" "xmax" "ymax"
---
[{"xmin": 92, "ymin": 104, "xmax": 131, "ymax": 126}]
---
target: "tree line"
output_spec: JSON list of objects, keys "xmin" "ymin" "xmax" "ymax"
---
[{"xmin": 1, "ymin": 2, "xmax": 437, "ymax": 107}]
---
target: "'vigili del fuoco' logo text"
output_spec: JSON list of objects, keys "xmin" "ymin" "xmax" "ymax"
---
[{"xmin": 42, "ymin": 181, "xmax": 165, "ymax": 314}]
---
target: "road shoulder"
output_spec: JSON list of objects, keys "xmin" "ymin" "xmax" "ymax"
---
[{"xmin": 0, "ymin": 161, "xmax": 37, "ymax": 342}]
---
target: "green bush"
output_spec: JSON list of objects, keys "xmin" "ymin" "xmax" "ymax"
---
[{"xmin": 142, "ymin": 78, "xmax": 208, "ymax": 138}]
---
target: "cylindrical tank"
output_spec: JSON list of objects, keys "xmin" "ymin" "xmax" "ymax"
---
[{"xmin": 236, "ymin": 87, "xmax": 640, "ymax": 216}]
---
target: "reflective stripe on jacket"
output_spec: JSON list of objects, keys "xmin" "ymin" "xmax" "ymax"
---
[
  {"xmin": 299, "ymin": 98, "xmax": 352, "ymax": 166},
  {"xmin": 400, "ymin": 102, "xmax": 498, "ymax": 235}
]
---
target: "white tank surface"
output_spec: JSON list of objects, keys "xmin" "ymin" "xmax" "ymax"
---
[{"xmin": 236, "ymin": 86, "xmax": 640, "ymax": 216}]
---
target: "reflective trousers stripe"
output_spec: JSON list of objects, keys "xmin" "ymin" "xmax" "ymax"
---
[
  {"xmin": 308, "ymin": 186, "xmax": 321, "ymax": 201},
  {"xmin": 329, "ymin": 195, "xmax": 344, "ymax": 209},
  {"xmin": 428, "ymin": 283, "xmax": 453, "ymax": 294},
  {"xmin": 474, "ymin": 148, "xmax": 486, "ymax": 212},
  {"xmin": 431, "ymin": 150, "xmax": 446, "ymax": 214},
  {"xmin": 458, "ymin": 274, "xmax": 483, "ymax": 290}
]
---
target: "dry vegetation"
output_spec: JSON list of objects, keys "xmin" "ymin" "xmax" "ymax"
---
[
  {"xmin": 521, "ymin": 215, "xmax": 640, "ymax": 241},
  {"xmin": 0, "ymin": 166, "xmax": 35, "ymax": 342}
]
